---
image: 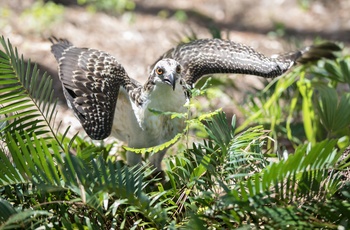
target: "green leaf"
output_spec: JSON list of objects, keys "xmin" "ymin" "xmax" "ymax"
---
[
  {"xmin": 124, "ymin": 132, "xmax": 184, "ymax": 154},
  {"xmin": 190, "ymin": 155, "xmax": 210, "ymax": 180},
  {"xmin": 297, "ymin": 72, "xmax": 316, "ymax": 143},
  {"xmin": 315, "ymin": 85, "xmax": 350, "ymax": 134},
  {"xmin": 1, "ymin": 210, "xmax": 51, "ymax": 228},
  {"xmin": 0, "ymin": 199, "xmax": 17, "ymax": 222},
  {"xmin": 148, "ymin": 108, "xmax": 188, "ymax": 119},
  {"xmin": 0, "ymin": 35, "xmax": 68, "ymax": 149}
]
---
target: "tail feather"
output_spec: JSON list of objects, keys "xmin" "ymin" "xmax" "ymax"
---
[
  {"xmin": 296, "ymin": 42, "xmax": 341, "ymax": 64},
  {"xmin": 273, "ymin": 42, "xmax": 341, "ymax": 74}
]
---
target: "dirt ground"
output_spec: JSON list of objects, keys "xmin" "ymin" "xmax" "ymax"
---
[{"xmin": 1, "ymin": 0, "xmax": 350, "ymax": 138}]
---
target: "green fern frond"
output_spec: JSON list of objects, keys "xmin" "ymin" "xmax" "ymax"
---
[
  {"xmin": 188, "ymin": 141, "xmax": 347, "ymax": 228},
  {"xmin": 319, "ymin": 57, "xmax": 350, "ymax": 86},
  {"xmin": 0, "ymin": 199, "xmax": 51, "ymax": 230},
  {"xmin": 243, "ymin": 140, "xmax": 341, "ymax": 197},
  {"xmin": 0, "ymin": 36, "xmax": 60, "ymax": 143},
  {"xmin": 0, "ymin": 131, "xmax": 62, "ymax": 186},
  {"xmin": 315, "ymin": 85, "xmax": 350, "ymax": 134},
  {"xmin": 171, "ymin": 111, "xmax": 348, "ymax": 229},
  {"xmin": 1, "ymin": 129, "xmax": 169, "ymax": 227}
]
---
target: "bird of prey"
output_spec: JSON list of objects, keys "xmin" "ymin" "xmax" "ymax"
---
[{"xmin": 50, "ymin": 37, "xmax": 340, "ymax": 173}]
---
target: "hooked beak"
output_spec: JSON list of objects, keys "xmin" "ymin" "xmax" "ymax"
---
[{"xmin": 163, "ymin": 73, "xmax": 176, "ymax": 90}]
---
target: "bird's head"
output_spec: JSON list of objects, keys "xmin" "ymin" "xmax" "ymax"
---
[{"xmin": 151, "ymin": 59, "xmax": 182, "ymax": 90}]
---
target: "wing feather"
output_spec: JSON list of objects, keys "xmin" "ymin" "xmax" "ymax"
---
[
  {"xmin": 51, "ymin": 39, "xmax": 141, "ymax": 140},
  {"xmin": 152, "ymin": 38, "xmax": 340, "ymax": 86}
]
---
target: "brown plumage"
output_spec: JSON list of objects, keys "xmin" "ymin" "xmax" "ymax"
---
[{"xmin": 152, "ymin": 39, "xmax": 340, "ymax": 86}]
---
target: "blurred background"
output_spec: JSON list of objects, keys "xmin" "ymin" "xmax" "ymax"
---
[{"xmin": 1, "ymin": 0, "xmax": 349, "ymax": 138}]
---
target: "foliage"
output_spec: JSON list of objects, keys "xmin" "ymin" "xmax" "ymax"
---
[
  {"xmin": 0, "ymin": 36, "xmax": 349, "ymax": 229},
  {"xmin": 77, "ymin": 0, "xmax": 136, "ymax": 14},
  {"xmin": 230, "ymin": 50, "xmax": 350, "ymax": 154},
  {"xmin": 19, "ymin": 0, "xmax": 64, "ymax": 34}
]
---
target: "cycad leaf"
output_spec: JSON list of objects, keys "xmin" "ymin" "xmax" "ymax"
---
[
  {"xmin": 0, "ymin": 36, "xmax": 63, "ymax": 145},
  {"xmin": 333, "ymin": 93, "xmax": 350, "ymax": 130},
  {"xmin": 339, "ymin": 58, "xmax": 350, "ymax": 85},
  {"xmin": 0, "ymin": 199, "xmax": 17, "ymax": 223},
  {"xmin": 315, "ymin": 84, "xmax": 350, "ymax": 133},
  {"xmin": 0, "ymin": 148, "xmax": 23, "ymax": 185},
  {"xmin": 204, "ymin": 111, "xmax": 234, "ymax": 149},
  {"xmin": 242, "ymin": 140, "xmax": 340, "ymax": 198},
  {"xmin": 324, "ymin": 60, "xmax": 343, "ymax": 81},
  {"xmin": 1, "ymin": 209, "xmax": 51, "ymax": 229},
  {"xmin": 0, "ymin": 131, "xmax": 62, "ymax": 187}
]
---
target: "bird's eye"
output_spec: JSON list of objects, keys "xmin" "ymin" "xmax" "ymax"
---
[
  {"xmin": 156, "ymin": 67, "xmax": 164, "ymax": 75},
  {"xmin": 176, "ymin": 65, "xmax": 181, "ymax": 73}
]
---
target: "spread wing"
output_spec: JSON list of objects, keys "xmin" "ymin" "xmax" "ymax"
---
[
  {"xmin": 152, "ymin": 38, "xmax": 340, "ymax": 86},
  {"xmin": 50, "ymin": 38, "xmax": 141, "ymax": 140}
]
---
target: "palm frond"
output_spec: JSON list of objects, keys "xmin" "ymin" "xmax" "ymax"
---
[
  {"xmin": 0, "ymin": 36, "xmax": 61, "ymax": 145},
  {"xmin": 0, "ymin": 198, "xmax": 51, "ymax": 230},
  {"xmin": 164, "ymin": 111, "xmax": 349, "ymax": 229},
  {"xmin": 192, "ymin": 138, "xmax": 348, "ymax": 228},
  {"xmin": 0, "ymin": 128, "xmax": 170, "ymax": 228}
]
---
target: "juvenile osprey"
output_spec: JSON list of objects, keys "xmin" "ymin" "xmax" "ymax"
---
[{"xmin": 50, "ymin": 37, "xmax": 339, "ymax": 172}]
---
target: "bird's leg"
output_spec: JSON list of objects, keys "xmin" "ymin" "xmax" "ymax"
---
[
  {"xmin": 126, "ymin": 150, "xmax": 166, "ymax": 173},
  {"xmin": 148, "ymin": 150, "xmax": 166, "ymax": 172},
  {"xmin": 127, "ymin": 150, "xmax": 166, "ymax": 182},
  {"xmin": 148, "ymin": 150, "xmax": 167, "ymax": 181},
  {"xmin": 126, "ymin": 151, "xmax": 142, "ymax": 167}
]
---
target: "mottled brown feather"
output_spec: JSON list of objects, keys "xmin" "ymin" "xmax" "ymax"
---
[
  {"xmin": 152, "ymin": 38, "xmax": 341, "ymax": 87},
  {"xmin": 51, "ymin": 38, "xmax": 141, "ymax": 139}
]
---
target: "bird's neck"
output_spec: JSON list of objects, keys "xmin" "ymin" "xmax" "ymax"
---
[{"xmin": 144, "ymin": 81, "xmax": 188, "ymax": 113}]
